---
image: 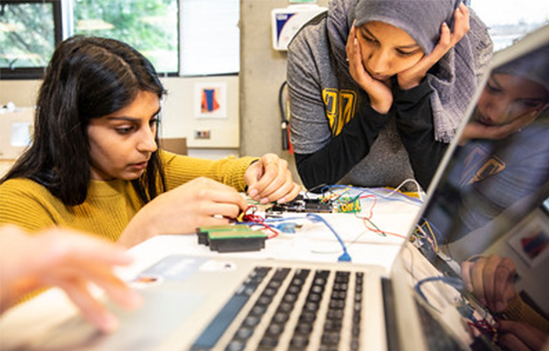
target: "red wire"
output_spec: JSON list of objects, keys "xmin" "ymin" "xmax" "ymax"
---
[
  {"xmin": 239, "ymin": 205, "xmax": 279, "ymax": 239},
  {"xmin": 357, "ymin": 194, "xmax": 377, "ymax": 219},
  {"xmin": 466, "ymin": 319, "xmax": 497, "ymax": 341},
  {"xmin": 352, "ymin": 194, "xmax": 406, "ymax": 239},
  {"xmin": 362, "ymin": 221, "xmax": 407, "ymax": 239},
  {"xmin": 249, "ymin": 222, "xmax": 279, "ymax": 239}
]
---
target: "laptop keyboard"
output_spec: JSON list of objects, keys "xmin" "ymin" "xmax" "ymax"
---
[{"xmin": 192, "ymin": 266, "xmax": 364, "ymax": 351}]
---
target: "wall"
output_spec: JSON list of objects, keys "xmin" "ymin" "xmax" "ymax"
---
[
  {"xmin": 239, "ymin": 0, "xmax": 329, "ymax": 186},
  {"xmin": 0, "ymin": 76, "xmax": 240, "ymax": 163},
  {"xmin": 0, "ymin": 80, "xmax": 42, "ymax": 107},
  {"xmin": 160, "ymin": 76, "xmax": 240, "ymax": 159},
  {"xmin": 0, "ymin": 81, "xmax": 40, "ymax": 177}
]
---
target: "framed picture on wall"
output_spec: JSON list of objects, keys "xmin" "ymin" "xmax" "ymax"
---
[
  {"xmin": 507, "ymin": 215, "xmax": 549, "ymax": 268},
  {"xmin": 194, "ymin": 82, "xmax": 228, "ymax": 119}
]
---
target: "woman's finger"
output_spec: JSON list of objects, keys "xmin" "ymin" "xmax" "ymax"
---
[
  {"xmin": 57, "ymin": 278, "xmax": 120, "ymax": 333},
  {"xmin": 470, "ymin": 258, "xmax": 488, "ymax": 305},
  {"xmin": 276, "ymin": 182, "xmax": 302, "ymax": 204}
]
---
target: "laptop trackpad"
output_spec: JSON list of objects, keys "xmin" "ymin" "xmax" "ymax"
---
[{"xmin": 30, "ymin": 290, "xmax": 205, "ymax": 351}]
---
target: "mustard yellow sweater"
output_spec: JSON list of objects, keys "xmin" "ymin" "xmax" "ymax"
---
[
  {"xmin": 0, "ymin": 152, "xmax": 256, "ymax": 241},
  {"xmin": 505, "ymin": 293, "xmax": 549, "ymax": 334}
]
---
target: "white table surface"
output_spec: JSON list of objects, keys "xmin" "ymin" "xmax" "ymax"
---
[{"xmin": 128, "ymin": 187, "xmax": 423, "ymax": 269}]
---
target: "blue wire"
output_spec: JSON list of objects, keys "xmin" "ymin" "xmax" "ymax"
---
[
  {"xmin": 306, "ymin": 213, "xmax": 351, "ymax": 262},
  {"xmin": 414, "ymin": 276, "xmax": 465, "ymax": 304},
  {"xmin": 264, "ymin": 216, "xmax": 308, "ymax": 223}
]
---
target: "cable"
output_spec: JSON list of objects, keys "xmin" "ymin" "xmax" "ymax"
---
[
  {"xmin": 388, "ymin": 178, "xmax": 424, "ymax": 202},
  {"xmin": 414, "ymin": 276, "xmax": 465, "ymax": 311},
  {"xmin": 305, "ymin": 183, "xmax": 330, "ymax": 196},
  {"xmin": 414, "ymin": 223, "xmax": 438, "ymax": 254},
  {"xmin": 362, "ymin": 217, "xmax": 407, "ymax": 239},
  {"xmin": 371, "ymin": 178, "xmax": 424, "ymax": 203},
  {"xmin": 306, "ymin": 213, "xmax": 352, "ymax": 262},
  {"xmin": 237, "ymin": 205, "xmax": 279, "ymax": 239},
  {"xmin": 316, "ymin": 184, "xmax": 423, "ymax": 206},
  {"xmin": 278, "ymin": 81, "xmax": 291, "ymax": 151}
]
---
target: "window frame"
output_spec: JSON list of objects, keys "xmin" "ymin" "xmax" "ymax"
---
[
  {"xmin": 0, "ymin": 0, "xmax": 62, "ymax": 80},
  {"xmin": 1, "ymin": 0, "xmax": 181, "ymax": 80}
]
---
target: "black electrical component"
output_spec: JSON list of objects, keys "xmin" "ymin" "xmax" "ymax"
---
[{"xmin": 266, "ymin": 194, "xmax": 333, "ymax": 214}]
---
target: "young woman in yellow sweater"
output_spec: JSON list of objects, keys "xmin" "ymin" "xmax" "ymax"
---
[{"xmin": 0, "ymin": 36, "xmax": 301, "ymax": 247}]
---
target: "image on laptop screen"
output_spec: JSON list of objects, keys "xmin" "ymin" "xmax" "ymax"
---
[{"xmin": 410, "ymin": 26, "xmax": 549, "ymax": 351}]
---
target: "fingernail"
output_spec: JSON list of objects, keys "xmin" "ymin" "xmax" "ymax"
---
[
  {"xmin": 466, "ymin": 284, "xmax": 473, "ymax": 292},
  {"xmin": 260, "ymin": 197, "xmax": 270, "ymax": 204},
  {"xmin": 249, "ymin": 189, "xmax": 258, "ymax": 198},
  {"xmin": 354, "ymin": 38, "xmax": 358, "ymax": 45},
  {"xmin": 277, "ymin": 197, "xmax": 287, "ymax": 204},
  {"xmin": 442, "ymin": 22, "xmax": 448, "ymax": 27}
]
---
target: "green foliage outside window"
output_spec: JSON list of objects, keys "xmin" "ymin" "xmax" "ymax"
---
[
  {"xmin": 0, "ymin": 2, "xmax": 56, "ymax": 69},
  {"xmin": 0, "ymin": 0, "xmax": 178, "ymax": 75},
  {"xmin": 73, "ymin": 0, "xmax": 178, "ymax": 73}
]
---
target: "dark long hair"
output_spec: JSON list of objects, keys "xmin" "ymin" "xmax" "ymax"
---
[{"xmin": 1, "ymin": 36, "xmax": 166, "ymax": 206}]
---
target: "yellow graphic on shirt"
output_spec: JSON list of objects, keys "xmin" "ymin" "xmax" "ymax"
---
[
  {"xmin": 323, "ymin": 88, "xmax": 357, "ymax": 136},
  {"xmin": 459, "ymin": 145, "xmax": 506, "ymax": 187}
]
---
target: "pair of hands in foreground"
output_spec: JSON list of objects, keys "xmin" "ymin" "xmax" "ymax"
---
[{"xmin": 461, "ymin": 255, "xmax": 547, "ymax": 351}]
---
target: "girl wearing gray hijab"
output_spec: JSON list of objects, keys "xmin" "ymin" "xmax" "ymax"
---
[
  {"xmin": 288, "ymin": 0, "xmax": 493, "ymax": 191},
  {"xmin": 461, "ymin": 44, "xmax": 549, "ymax": 143}
]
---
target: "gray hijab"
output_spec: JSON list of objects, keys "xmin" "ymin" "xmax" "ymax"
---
[
  {"xmin": 329, "ymin": 0, "xmax": 493, "ymax": 142},
  {"xmin": 355, "ymin": 0, "xmax": 458, "ymax": 54},
  {"xmin": 494, "ymin": 44, "xmax": 549, "ymax": 97}
]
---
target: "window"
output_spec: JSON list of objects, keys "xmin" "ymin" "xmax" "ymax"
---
[
  {"xmin": 1, "ymin": 0, "xmax": 240, "ymax": 79},
  {"xmin": 1, "ymin": 0, "xmax": 180, "ymax": 79},
  {"xmin": 72, "ymin": 0, "xmax": 179, "ymax": 74},
  {"xmin": 180, "ymin": 0, "xmax": 240, "ymax": 76},
  {"xmin": 470, "ymin": 0, "xmax": 548, "ymax": 51},
  {"xmin": 0, "ymin": 0, "xmax": 179, "ymax": 78},
  {"xmin": 0, "ymin": 0, "xmax": 61, "ymax": 79}
]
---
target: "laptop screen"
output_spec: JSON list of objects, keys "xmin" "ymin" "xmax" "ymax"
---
[{"xmin": 411, "ymin": 25, "xmax": 549, "ymax": 350}]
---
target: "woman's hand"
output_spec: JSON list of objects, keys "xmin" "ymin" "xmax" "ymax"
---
[
  {"xmin": 244, "ymin": 154, "xmax": 302, "ymax": 204},
  {"xmin": 460, "ymin": 254, "xmax": 516, "ymax": 313},
  {"xmin": 397, "ymin": 3, "xmax": 470, "ymax": 90},
  {"xmin": 119, "ymin": 177, "xmax": 249, "ymax": 247},
  {"xmin": 0, "ymin": 226, "xmax": 142, "ymax": 333},
  {"xmin": 497, "ymin": 320, "xmax": 548, "ymax": 351},
  {"xmin": 460, "ymin": 109, "xmax": 540, "ymax": 145},
  {"xmin": 346, "ymin": 24, "xmax": 393, "ymax": 114}
]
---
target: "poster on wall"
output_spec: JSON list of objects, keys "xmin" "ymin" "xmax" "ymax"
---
[
  {"xmin": 508, "ymin": 216, "xmax": 549, "ymax": 268},
  {"xmin": 194, "ymin": 82, "xmax": 228, "ymax": 119}
]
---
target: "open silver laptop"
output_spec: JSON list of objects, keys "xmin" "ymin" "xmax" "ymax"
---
[{"xmin": 3, "ymin": 25, "xmax": 549, "ymax": 351}]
